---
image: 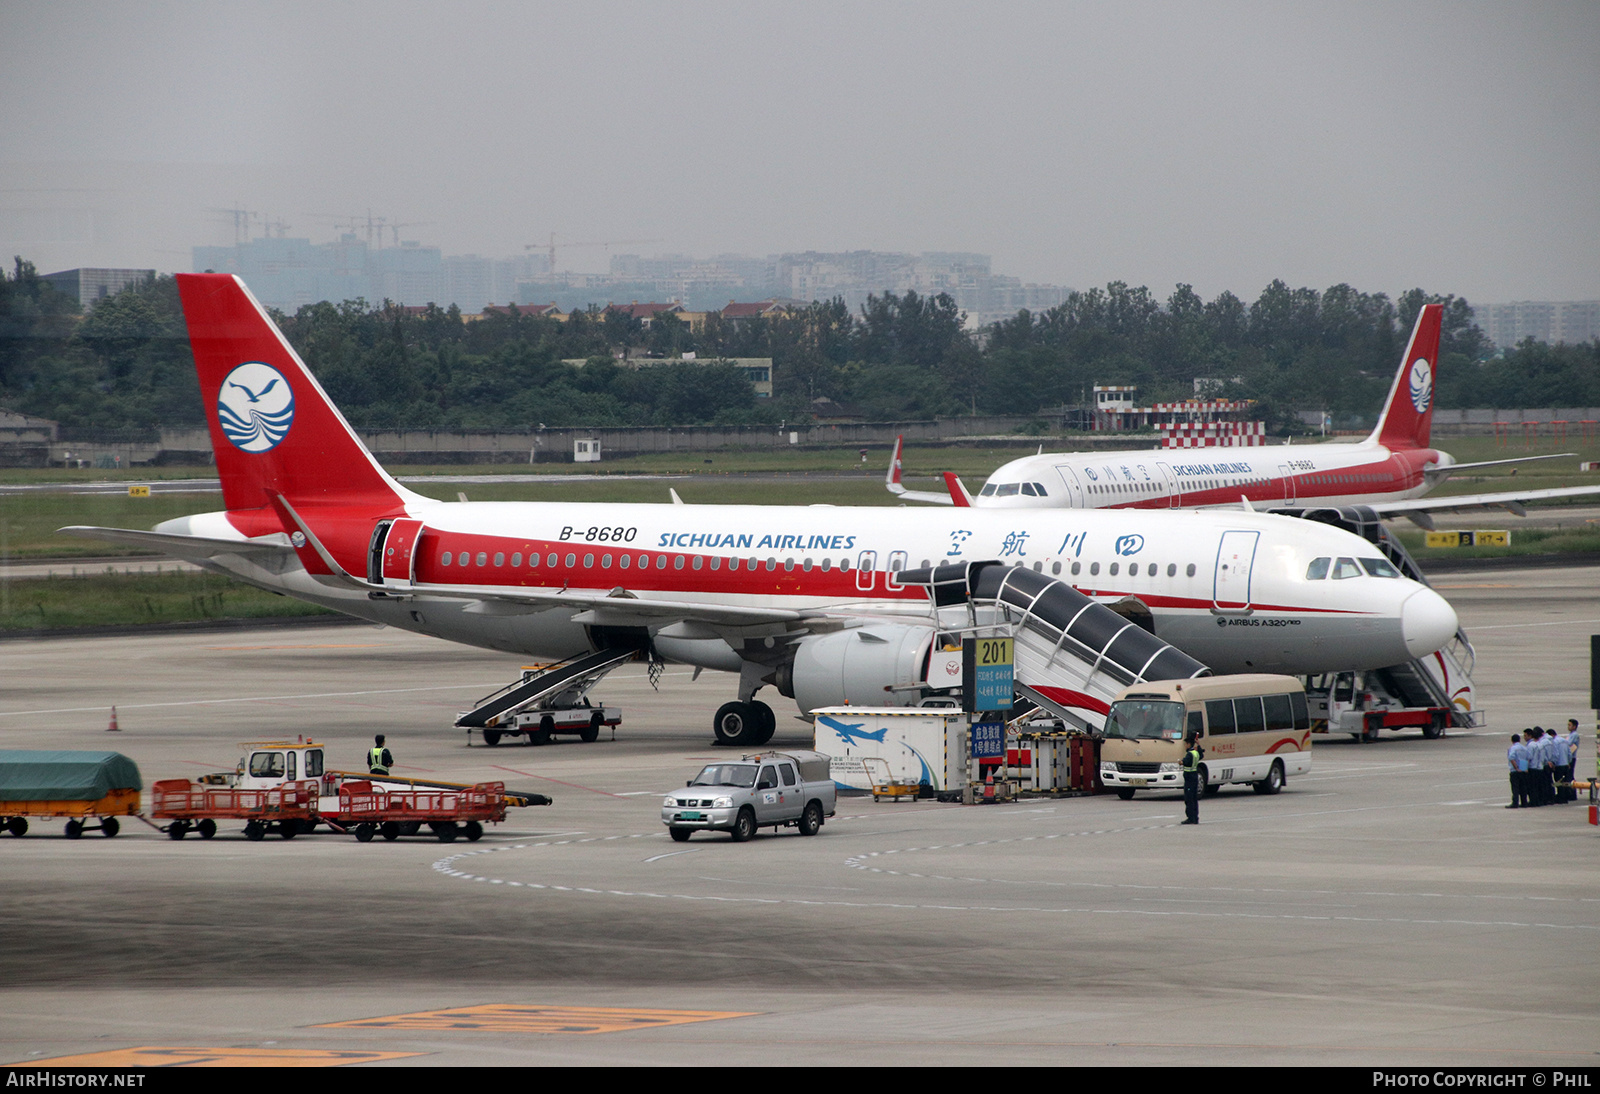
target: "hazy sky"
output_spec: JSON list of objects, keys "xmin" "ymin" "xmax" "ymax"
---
[{"xmin": 2, "ymin": 1, "xmax": 1596, "ymax": 303}]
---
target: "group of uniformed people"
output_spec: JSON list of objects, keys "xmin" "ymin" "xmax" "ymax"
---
[{"xmin": 1506, "ymin": 719, "xmax": 1581, "ymax": 809}]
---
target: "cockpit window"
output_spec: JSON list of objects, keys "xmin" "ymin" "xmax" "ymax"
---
[
  {"xmin": 1359, "ymin": 557, "xmax": 1400, "ymax": 578},
  {"xmin": 1306, "ymin": 557, "xmax": 1330, "ymax": 581},
  {"xmin": 1331, "ymin": 557, "xmax": 1363, "ymax": 579},
  {"xmin": 1021, "ymin": 482, "xmax": 1038, "ymax": 496},
  {"xmin": 996, "ymin": 483, "xmax": 1021, "ymax": 497},
  {"xmin": 1032, "ymin": 482, "xmax": 1049, "ymax": 496},
  {"xmin": 980, "ymin": 483, "xmax": 998, "ymax": 496}
]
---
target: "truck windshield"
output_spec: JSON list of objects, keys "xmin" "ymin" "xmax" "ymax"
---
[
  {"xmin": 689, "ymin": 764, "xmax": 758, "ymax": 788},
  {"xmin": 1103, "ymin": 700, "xmax": 1186, "ymax": 740}
]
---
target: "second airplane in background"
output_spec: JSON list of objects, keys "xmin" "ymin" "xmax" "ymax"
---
[{"xmin": 889, "ymin": 304, "xmax": 1600, "ymax": 527}]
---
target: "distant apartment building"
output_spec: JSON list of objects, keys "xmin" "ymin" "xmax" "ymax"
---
[
  {"xmin": 41, "ymin": 267, "xmax": 155, "ymax": 307},
  {"xmin": 1472, "ymin": 300, "xmax": 1600, "ymax": 348}
]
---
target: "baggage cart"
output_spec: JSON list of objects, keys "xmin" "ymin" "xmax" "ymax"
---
[
  {"xmin": 339, "ymin": 779, "xmax": 507, "ymax": 843},
  {"xmin": 150, "ymin": 778, "xmax": 319, "ymax": 841},
  {"xmin": 0, "ymin": 751, "xmax": 143, "ymax": 839}
]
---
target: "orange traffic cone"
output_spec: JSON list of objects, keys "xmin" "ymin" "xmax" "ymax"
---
[
  {"xmin": 983, "ymin": 769, "xmax": 994, "ymax": 803},
  {"xmin": 107, "ymin": 706, "xmax": 120, "ymax": 732}
]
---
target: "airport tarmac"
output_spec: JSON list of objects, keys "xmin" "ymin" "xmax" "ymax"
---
[{"xmin": 1, "ymin": 566, "xmax": 1597, "ymax": 1067}]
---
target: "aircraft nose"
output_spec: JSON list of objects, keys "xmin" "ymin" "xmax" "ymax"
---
[{"xmin": 1401, "ymin": 587, "xmax": 1459, "ymax": 659}]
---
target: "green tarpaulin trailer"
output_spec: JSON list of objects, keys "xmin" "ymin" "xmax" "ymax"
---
[{"xmin": 0, "ymin": 750, "xmax": 143, "ymax": 839}]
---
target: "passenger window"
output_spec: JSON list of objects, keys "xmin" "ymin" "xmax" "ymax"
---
[
  {"xmin": 1291, "ymin": 692, "xmax": 1310, "ymax": 731},
  {"xmin": 1089, "ymin": 562, "xmax": 1099, "ymax": 576},
  {"xmin": 1204, "ymin": 700, "xmax": 1235, "ymax": 735},
  {"xmin": 886, "ymin": 551, "xmax": 908, "ymax": 590},
  {"xmin": 1306, "ymin": 557, "xmax": 1330, "ymax": 580},
  {"xmin": 1187, "ymin": 711, "xmax": 1204, "ymax": 739},
  {"xmin": 1234, "ymin": 696, "xmax": 1266, "ymax": 734},
  {"xmin": 1263, "ymin": 693, "xmax": 1294, "ymax": 732}
]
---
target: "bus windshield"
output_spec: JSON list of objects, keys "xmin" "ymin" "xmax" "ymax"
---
[{"xmin": 1103, "ymin": 700, "xmax": 1186, "ymax": 740}]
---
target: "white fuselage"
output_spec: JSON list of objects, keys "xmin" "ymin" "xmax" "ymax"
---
[
  {"xmin": 968, "ymin": 439, "xmax": 1451, "ymax": 510},
  {"xmin": 167, "ymin": 498, "xmax": 1458, "ymax": 677}
]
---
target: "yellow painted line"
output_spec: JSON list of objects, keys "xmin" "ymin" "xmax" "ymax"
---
[
  {"xmin": 320, "ymin": 1004, "xmax": 759, "ymax": 1034},
  {"xmin": 25, "ymin": 1047, "xmax": 422, "ymax": 1067}
]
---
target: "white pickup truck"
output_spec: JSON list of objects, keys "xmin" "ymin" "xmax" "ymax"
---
[{"xmin": 661, "ymin": 750, "xmax": 837, "ymax": 843}]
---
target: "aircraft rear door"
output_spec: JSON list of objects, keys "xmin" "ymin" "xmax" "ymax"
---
[
  {"xmin": 1052, "ymin": 464, "xmax": 1085, "ymax": 508},
  {"xmin": 380, "ymin": 518, "xmax": 427, "ymax": 586},
  {"xmin": 1278, "ymin": 463, "xmax": 1298, "ymax": 504},
  {"xmin": 1157, "ymin": 462, "xmax": 1180, "ymax": 507},
  {"xmin": 1212, "ymin": 530, "xmax": 1259, "ymax": 613}
]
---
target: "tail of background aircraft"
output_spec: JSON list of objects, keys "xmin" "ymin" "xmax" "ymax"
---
[
  {"xmin": 1366, "ymin": 303, "xmax": 1443, "ymax": 451},
  {"xmin": 176, "ymin": 274, "xmax": 416, "ymax": 517}
]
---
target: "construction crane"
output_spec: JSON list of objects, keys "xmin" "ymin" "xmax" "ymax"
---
[{"xmin": 525, "ymin": 233, "xmax": 664, "ymax": 273}]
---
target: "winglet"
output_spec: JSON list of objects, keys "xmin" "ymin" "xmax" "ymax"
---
[
  {"xmin": 885, "ymin": 434, "xmax": 906, "ymax": 494},
  {"xmin": 944, "ymin": 472, "xmax": 974, "ymax": 507}
]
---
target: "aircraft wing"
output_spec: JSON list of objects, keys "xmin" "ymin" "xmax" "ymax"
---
[
  {"xmin": 418, "ymin": 584, "xmax": 810, "ymax": 628},
  {"xmin": 58, "ymin": 525, "xmax": 296, "ymax": 561},
  {"xmin": 1364, "ymin": 484, "xmax": 1600, "ymax": 528},
  {"xmin": 884, "ymin": 433, "xmax": 957, "ymax": 505},
  {"xmin": 1422, "ymin": 452, "xmax": 1576, "ymax": 482}
]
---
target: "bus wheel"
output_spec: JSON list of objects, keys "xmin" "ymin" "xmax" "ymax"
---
[
  {"xmin": 1201, "ymin": 769, "xmax": 1220, "ymax": 796},
  {"xmin": 1116, "ymin": 788, "xmax": 1135, "ymax": 801},
  {"xmin": 1254, "ymin": 761, "xmax": 1284, "ymax": 795}
]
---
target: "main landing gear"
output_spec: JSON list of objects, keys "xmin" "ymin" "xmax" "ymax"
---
[{"xmin": 713, "ymin": 700, "xmax": 775, "ymax": 748}]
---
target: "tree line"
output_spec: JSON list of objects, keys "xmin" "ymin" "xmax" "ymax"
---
[{"xmin": 2, "ymin": 256, "xmax": 1597, "ymax": 437}]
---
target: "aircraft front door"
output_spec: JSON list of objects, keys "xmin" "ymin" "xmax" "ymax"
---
[
  {"xmin": 1053, "ymin": 464, "xmax": 1086, "ymax": 508},
  {"xmin": 1212, "ymin": 530, "xmax": 1259, "ymax": 613},
  {"xmin": 1278, "ymin": 464, "xmax": 1297, "ymax": 504},
  {"xmin": 1157, "ymin": 462, "xmax": 1180, "ymax": 508}
]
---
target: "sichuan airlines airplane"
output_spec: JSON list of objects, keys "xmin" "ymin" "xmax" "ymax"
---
[
  {"xmin": 63, "ymin": 275, "xmax": 1459, "ymax": 743},
  {"xmin": 888, "ymin": 304, "xmax": 1600, "ymax": 527}
]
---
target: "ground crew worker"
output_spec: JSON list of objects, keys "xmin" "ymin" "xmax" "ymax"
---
[
  {"xmin": 1506, "ymin": 733, "xmax": 1528, "ymax": 808},
  {"xmin": 368, "ymin": 733, "xmax": 393, "ymax": 776},
  {"xmin": 1181, "ymin": 732, "xmax": 1203, "ymax": 825},
  {"xmin": 1567, "ymin": 719, "xmax": 1583, "ymax": 800}
]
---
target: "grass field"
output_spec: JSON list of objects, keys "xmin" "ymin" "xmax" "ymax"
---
[{"xmin": 0, "ymin": 568, "xmax": 333, "ymax": 632}]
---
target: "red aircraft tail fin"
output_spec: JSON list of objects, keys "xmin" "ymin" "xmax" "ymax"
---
[
  {"xmin": 176, "ymin": 274, "xmax": 412, "ymax": 517},
  {"xmin": 1369, "ymin": 303, "xmax": 1443, "ymax": 451}
]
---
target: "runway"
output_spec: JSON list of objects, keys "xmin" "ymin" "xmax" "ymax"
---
[{"xmin": 1, "ymin": 566, "xmax": 1596, "ymax": 1066}]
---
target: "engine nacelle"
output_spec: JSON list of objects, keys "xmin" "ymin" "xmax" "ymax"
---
[{"xmin": 780, "ymin": 624, "xmax": 933, "ymax": 714}]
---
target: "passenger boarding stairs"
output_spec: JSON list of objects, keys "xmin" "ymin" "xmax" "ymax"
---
[
  {"xmin": 454, "ymin": 647, "xmax": 638, "ymax": 729},
  {"xmin": 902, "ymin": 560, "xmax": 1211, "ymax": 731},
  {"xmin": 1279, "ymin": 505, "xmax": 1480, "ymax": 727}
]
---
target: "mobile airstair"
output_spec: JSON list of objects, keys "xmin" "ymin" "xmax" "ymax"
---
[
  {"xmin": 454, "ymin": 647, "xmax": 638, "ymax": 743},
  {"xmin": 903, "ymin": 560, "xmax": 1211, "ymax": 731},
  {"xmin": 1280, "ymin": 505, "xmax": 1481, "ymax": 730}
]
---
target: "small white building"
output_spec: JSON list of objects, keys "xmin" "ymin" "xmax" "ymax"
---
[{"xmin": 573, "ymin": 438, "xmax": 602, "ymax": 463}]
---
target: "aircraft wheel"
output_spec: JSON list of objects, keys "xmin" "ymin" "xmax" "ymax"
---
[
  {"xmin": 197, "ymin": 819, "xmax": 217, "ymax": 840},
  {"xmin": 1116, "ymin": 788, "xmax": 1136, "ymax": 801},
  {"xmin": 713, "ymin": 702, "xmax": 761, "ymax": 747},
  {"xmin": 751, "ymin": 701, "xmax": 776, "ymax": 745}
]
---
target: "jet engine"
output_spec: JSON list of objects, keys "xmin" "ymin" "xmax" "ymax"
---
[{"xmin": 777, "ymin": 624, "xmax": 934, "ymax": 714}]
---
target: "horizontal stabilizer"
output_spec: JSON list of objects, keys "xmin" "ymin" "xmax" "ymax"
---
[{"xmin": 57, "ymin": 525, "xmax": 294, "ymax": 561}]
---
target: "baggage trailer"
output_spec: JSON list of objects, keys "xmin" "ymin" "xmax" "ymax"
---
[
  {"xmin": 338, "ymin": 779, "xmax": 508, "ymax": 843},
  {"xmin": 150, "ymin": 779, "xmax": 319, "ymax": 841},
  {"xmin": 0, "ymin": 751, "xmax": 143, "ymax": 839}
]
